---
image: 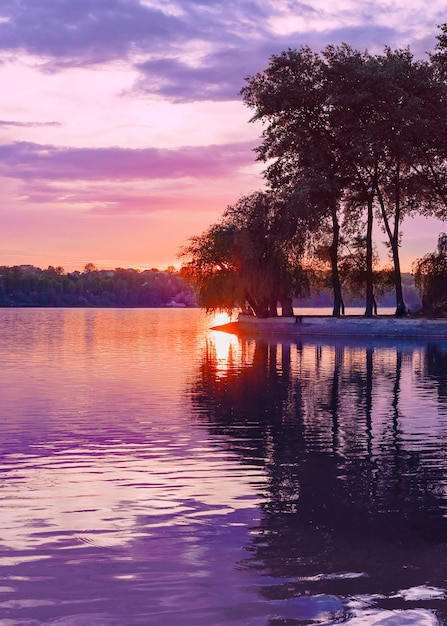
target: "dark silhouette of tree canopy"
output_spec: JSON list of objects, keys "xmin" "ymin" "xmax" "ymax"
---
[
  {"xmin": 413, "ymin": 233, "xmax": 447, "ymax": 316},
  {"xmin": 179, "ymin": 191, "xmax": 309, "ymax": 316},
  {"xmin": 241, "ymin": 46, "xmax": 346, "ymax": 316},
  {"xmin": 241, "ymin": 39, "xmax": 447, "ymax": 317}
]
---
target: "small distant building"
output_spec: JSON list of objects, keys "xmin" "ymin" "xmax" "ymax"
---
[
  {"xmin": 166, "ymin": 301, "xmax": 186, "ymax": 308},
  {"xmin": 19, "ymin": 265, "xmax": 42, "ymax": 274}
]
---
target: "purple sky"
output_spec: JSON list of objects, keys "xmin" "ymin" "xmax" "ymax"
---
[{"xmin": 0, "ymin": 0, "xmax": 446, "ymax": 271}]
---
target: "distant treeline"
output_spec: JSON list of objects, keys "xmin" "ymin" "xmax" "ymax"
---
[
  {"xmin": 298, "ymin": 273, "xmax": 421, "ymax": 312},
  {"xmin": 0, "ymin": 264, "xmax": 197, "ymax": 308}
]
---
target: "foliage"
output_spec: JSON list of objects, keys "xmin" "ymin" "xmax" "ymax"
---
[
  {"xmin": 241, "ymin": 39, "xmax": 447, "ymax": 316},
  {"xmin": 0, "ymin": 265, "xmax": 195, "ymax": 308},
  {"xmin": 179, "ymin": 191, "xmax": 309, "ymax": 316},
  {"xmin": 179, "ymin": 222, "xmax": 246, "ymax": 314},
  {"xmin": 413, "ymin": 233, "xmax": 447, "ymax": 316}
]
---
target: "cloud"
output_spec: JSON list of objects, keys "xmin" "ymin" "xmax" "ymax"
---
[
  {"xmin": 0, "ymin": 0, "xmax": 192, "ymax": 66},
  {"xmin": 0, "ymin": 140, "xmax": 256, "ymax": 182},
  {"xmin": 87, "ymin": 193, "xmax": 222, "ymax": 215},
  {"xmin": 0, "ymin": 120, "xmax": 61, "ymax": 128},
  {"xmin": 0, "ymin": 0, "xmax": 445, "ymax": 105},
  {"xmin": 134, "ymin": 51, "xmax": 252, "ymax": 102},
  {"xmin": 0, "ymin": 0, "xmax": 276, "ymax": 101},
  {"xmin": 1, "ymin": 0, "xmax": 445, "ymax": 272}
]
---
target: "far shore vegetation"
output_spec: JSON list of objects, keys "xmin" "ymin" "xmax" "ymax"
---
[
  {"xmin": 180, "ymin": 25, "xmax": 447, "ymax": 319},
  {"xmin": 0, "ymin": 264, "xmax": 196, "ymax": 308},
  {"xmin": 0, "ymin": 262, "xmax": 421, "ymax": 311}
]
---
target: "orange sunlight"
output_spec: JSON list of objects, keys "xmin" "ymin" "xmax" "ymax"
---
[{"xmin": 207, "ymin": 312, "xmax": 240, "ymax": 378}]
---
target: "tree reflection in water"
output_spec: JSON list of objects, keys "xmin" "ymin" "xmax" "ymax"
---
[{"xmin": 190, "ymin": 334, "xmax": 447, "ymax": 623}]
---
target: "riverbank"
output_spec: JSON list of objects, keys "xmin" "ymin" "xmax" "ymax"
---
[{"xmin": 213, "ymin": 314, "xmax": 447, "ymax": 338}]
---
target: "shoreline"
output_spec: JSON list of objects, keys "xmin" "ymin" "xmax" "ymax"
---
[{"xmin": 212, "ymin": 314, "xmax": 447, "ymax": 338}]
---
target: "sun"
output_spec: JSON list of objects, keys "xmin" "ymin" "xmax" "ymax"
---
[{"xmin": 209, "ymin": 311, "xmax": 232, "ymax": 327}]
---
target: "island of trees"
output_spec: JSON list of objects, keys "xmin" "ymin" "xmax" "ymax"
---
[{"xmin": 180, "ymin": 26, "xmax": 447, "ymax": 318}]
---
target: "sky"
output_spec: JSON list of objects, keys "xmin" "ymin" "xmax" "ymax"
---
[{"xmin": 1, "ymin": 0, "xmax": 447, "ymax": 272}]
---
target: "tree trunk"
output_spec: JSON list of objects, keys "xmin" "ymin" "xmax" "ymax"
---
[
  {"xmin": 377, "ymin": 164, "xmax": 406, "ymax": 316},
  {"xmin": 330, "ymin": 204, "xmax": 343, "ymax": 317},
  {"xmin": 280, "ymin": 295, "xmax": 294, "ymax": 317},
  {"xmin": 269, "ymin": 297, "xmax": 279, "ymax": 317},
  {"xmin": 392, "ymin": 167, "xmax": 406, "ymax": 316},
  {"xmin": 258, "ymin": 297, "xmax": 270, "ymax": 318},
  {"xmin": 392, "ymin": 243, "xmax": 406, "ymax": 316},
  {"xmin": 364, "ymin": 196, "xmax": 375, "ymax": 317},
  {"xmin": 244, "ymin": 291, "xmax": 267, "ymax": 318}
]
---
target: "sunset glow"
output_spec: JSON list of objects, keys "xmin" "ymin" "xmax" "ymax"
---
[{"xmin": 1, "ymin": 1, "xmax": 447, "ymax": 271}]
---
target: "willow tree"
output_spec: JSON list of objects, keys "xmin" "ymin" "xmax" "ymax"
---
[
  {"xmin": 413, "ymin": 233, "xmax": 447, "ymax": 316},
  {"xmin": 179, "ymin": 222, "xmax": 245, "ymax": 314},
  {"xmin": 179, "ymin": 191, "xmax": 309, "ymax": 317}
]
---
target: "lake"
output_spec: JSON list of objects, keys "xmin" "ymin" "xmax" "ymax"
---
[{"xmin": 1, "ymin": 307, "xmax": 447, "ymax": 625}]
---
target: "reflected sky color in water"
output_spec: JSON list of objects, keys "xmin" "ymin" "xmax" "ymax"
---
[{"xmin": 2, "ymin": 309, "xmax": 447, "ymax": 624}]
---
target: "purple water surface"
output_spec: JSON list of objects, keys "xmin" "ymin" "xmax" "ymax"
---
[{"xmin": 1, "ymin": 308, "xmax": 447, "ymax": 625}]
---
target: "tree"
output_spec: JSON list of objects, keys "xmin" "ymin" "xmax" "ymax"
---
[
  {"xmin": 241, "ymin": 43, "xmax": 447, "ymax": 317},
  {"xmin": 322, "ymin": 44, "xmax": 381, "ymax": 317},
  {"xmin": 242, "ymin": 45, "xmax": 384, "ymax": 316},
  {"xmin": 326, "ymin": 44, "xmax": 447, "ymax": 316},
  {"xmin": 371, "ymin": 48, "xmax": 447, "ymax": 315},
  {"xmin": 179, "ymin": 191, "xmax": 309, "ymax": 317},
  {"xmin": 241, "ymin": 47, "xmax": 346, "ymax": 316},
  {"xmin": 405, "ymin": 25, "xmax": 447, "ymax": 223},
  {"xmin": 83, "ymin": 262, "xmax": 97, "ymax": 274},
  {"xmin": 413, "ymin": 233, "xmax": 447, "ymax": 316},
  {"xmin": 179, "ymin": 222, "xmax": 246, "ymax": 314},
  {"xmin": 44, "ymin": 265, "xmax": 64, "ymax": 277}
]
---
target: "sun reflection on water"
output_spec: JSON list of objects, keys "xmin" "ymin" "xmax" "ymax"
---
[{"xmin": 207, "ymin": 312, "xmax": 242, "ymax": 378}]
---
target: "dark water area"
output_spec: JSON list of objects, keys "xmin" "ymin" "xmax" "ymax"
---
[{"xmin": 2, "ymin": 309, "xmax": 447, "ymax": 625}]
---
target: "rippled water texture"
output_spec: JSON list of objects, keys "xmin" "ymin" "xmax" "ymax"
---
[{"xmin": 2, "ymin": 309, "xmax": 447, "ymax": 625}]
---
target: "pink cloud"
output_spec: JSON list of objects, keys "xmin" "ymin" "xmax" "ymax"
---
[{"xmin": 0, "ymin": 141, "xmax": 257, "ymax": 182}]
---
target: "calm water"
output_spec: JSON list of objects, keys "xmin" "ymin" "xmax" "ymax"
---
[{"xmin": 2, "ymin": 309, "xmax": 447, "ymax": 625}]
